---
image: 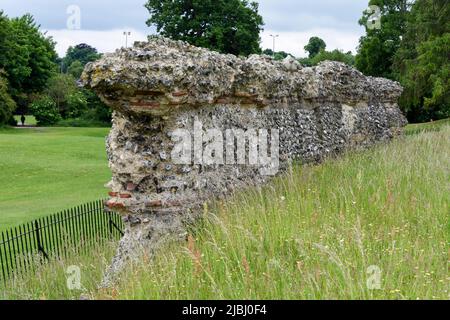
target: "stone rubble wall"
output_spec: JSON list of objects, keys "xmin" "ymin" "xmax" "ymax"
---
[{"xmin": 81, "ymin": 37, "xmax": 407, "ymax": 282}]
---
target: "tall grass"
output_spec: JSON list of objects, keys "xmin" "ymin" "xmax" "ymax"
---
[
  {"xmin": 2, "ymin": 126, "xmax": 449, "ymax": 300},
  {"xmin": 1, "ymin": 243, "xmax": 117, "ymax": 300}
]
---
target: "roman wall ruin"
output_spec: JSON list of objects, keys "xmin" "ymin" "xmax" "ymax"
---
[{"xmin": 81, "ymin": 37, "xmax": 407, "ymax": 283}]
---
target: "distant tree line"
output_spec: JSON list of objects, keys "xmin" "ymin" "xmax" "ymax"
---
[
  {"xmin": 262, "ymin": 49, "xmax": 291, "ymax": 61},
  {"xmin": 299, "ymin": 37, "xmax": 355, "ymax": 67},
  {"xmin": 2, "ymin": 0, "xmax": 447, "ymax": 126},
  {"xmin": 0, "ymin": 11, "xmax": 109, "ymax": 127},
  {"xmin": 263, "ymin": 39, "xmax": 355, "ymax": 66}
]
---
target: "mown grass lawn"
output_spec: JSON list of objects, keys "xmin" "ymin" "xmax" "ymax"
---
[
  {"xmin": 0, "ymin": 127, "xmax": 111, "ymax": 230},
  {"xmin": 2, "ymin": 123, "xmax": 448, "ymax": 300}
]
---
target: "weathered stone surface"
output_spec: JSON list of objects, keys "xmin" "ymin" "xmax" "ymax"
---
[{"xmin": 81, "ymin": 37, "xmax": 407, "ymax": 285}]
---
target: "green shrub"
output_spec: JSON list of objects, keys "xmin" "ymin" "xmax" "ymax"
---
[
  {"xmin": 66, "ymin": 91, "xmax": 88, "ymax": 118},
  {"xmin": 45, "ymin": 73, "xmax": 77, "ymax": 119},
  {"xmin": 67, "ymin": 60, "xmax": 84, "ymax": 79},
  {"xmin": 30, "ymin": 96, "xmax": 61, "ymax": 126}
]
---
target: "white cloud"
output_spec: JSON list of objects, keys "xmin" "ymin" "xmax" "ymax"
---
[
  {"xmin": 45, "ymin": 28, "xmax": 150, "ymax": 56},
  {"xmin": 261, "ymin": 28, "xmax": 364, "ymax": 58},
  {"xmin": 5, "ymin": 1, "xmax": 368, "ymax": 58},
  {"xmin": 3, "ymin": 0, "xmax": 369, "ymax": 58}
]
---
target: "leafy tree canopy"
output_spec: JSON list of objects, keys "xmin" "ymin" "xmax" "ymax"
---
[
  {"xmin": 29, "ymin": 96, "xmax": 61, "ymax": 126},
  {"xmin": 262, "ymin": 48, "xmax": 274, "ymax": 56},
  {"xmin": 304, "ymin": 37, "xmax": 326, "ymax": 58},
  {"xmin": 262, "ymin": 49, "xmax": 293, "ymax": 61},
  {"xmin": 393, "ymin": 0, "xmax": 450, "ymax": 122},
  {"xmin": 355, "ymin": 0, "xmax": 411, "ymax": 78},
  {"xmin": 300, "ymin": 49, "xmax": 355, "ymax": 67},
  {"xmin": 44, "ymin": 73, "xmax": 78, "ymax": 118},
  {"xmin": 62, "ymin": 43, "xmax": 101, "ymax": 71},
  {"xmin": 357, "ymin": 0, "xmax": 449, "ymax": 122},
  {"xmin": 67, "ymin": 60, "xmax": 84, "ymax": 79},
  {"xmin": 0, "ymin": 11, "xmax": 57, "ymax": 99},
  {"xmin": 145, "ymin": 0, "xmax": 264, "ymax": 56},
  {"xmin": 273, "ymin": 51, "xmax": 291, "ymax": 61},
  {"xmin": 0, "ymin": 72, "xmax": 16, "ymax": 126}
]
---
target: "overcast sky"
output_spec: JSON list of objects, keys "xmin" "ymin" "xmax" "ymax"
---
[{"xmin": 0, "ymin": 0, "xmax": 369, "ymax": 57}]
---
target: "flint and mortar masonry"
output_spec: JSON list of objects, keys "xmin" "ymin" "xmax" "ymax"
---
[{"xmin": 81, "ymin": 37, "xmax": 407, "ymax": 283}]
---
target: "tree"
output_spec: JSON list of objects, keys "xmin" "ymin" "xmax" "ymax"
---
[
  {"xmin": 304, "ymin": 37, "xmax": 326, "ymax": 58},
  {"xmin": 262, "ymin": 49, "xmax": 274, "ymax": 56},
  {"xmin": 262, "ymin": 49, "xmax": 293, "ymax": 61},
  {"xmin": 43, "ymin": 73, "xmax": 111, "ymax": 125},
  {"xmin": 66, "ymin": 91, "xmax": 88, "ymax": 118},
  {"xmin": 67, "ymin": 60, "xmax": 84, "ymax": 79},
  {"xmin": 62, "ymin": 44, "xmax": 101, "ymax": 71},
  {"xmin": 273, "ymin": 51, "xmax": 291, "ymax": 61},
  {"xmin": 145, "ymin": 0, "xmax": 264, "ymax": 56},
  {"xmin": 300, "ymin": 38, "xmax": 355, "ymax": 67},
  {"xmin": 355, "ymin": 0, "xmax": 411, "ymax": 79},
  {"xmin": 30, "ymin": 96, "xmax": 61, "ymax": 126},
  {"xmin": 0, "ymin": 72, "xmax": 16, "ymax": 126},
  {"xmin": 393, "ymin": 0, "xmax": 450, "ymax": 122},
  {"xmin": 308, "ymin": 49, "xmax": 355, "ymax": 66},
  {"xmin": 45, "ymin": 74, "xmax": 77, "ymax": 118},
  {"xmin": 0, "ymin": 12, "xmax": 57, "ymax": 99},
  {"xmin": 56, "ymin": 44, "xmax": 111, "ymax": 125}
]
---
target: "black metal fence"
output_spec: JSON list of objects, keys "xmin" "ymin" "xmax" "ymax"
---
[{"xmin": 0, "ymin": 199, "xmax": 124, "ymax": 284}]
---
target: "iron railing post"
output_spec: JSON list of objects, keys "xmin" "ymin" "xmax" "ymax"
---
[
  {"xmin": 34, "ymin": 220, "xmax": 48, "ymax": 260},
  {"xmin": 108, "ymin": 215, "xmax": 113, "ymax": 238}
]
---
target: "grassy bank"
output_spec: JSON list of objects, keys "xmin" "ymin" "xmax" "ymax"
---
[
  {"xmin": 2, "ymin": 125, "xmax": 448, "ymax": 300},
  {"xmin": 0, "ymin": 127, "xmax": 110, "ymax": 230},
  {"xmin": 405, "ymin": 118, "xmax": 450, "ymax": 136}
]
